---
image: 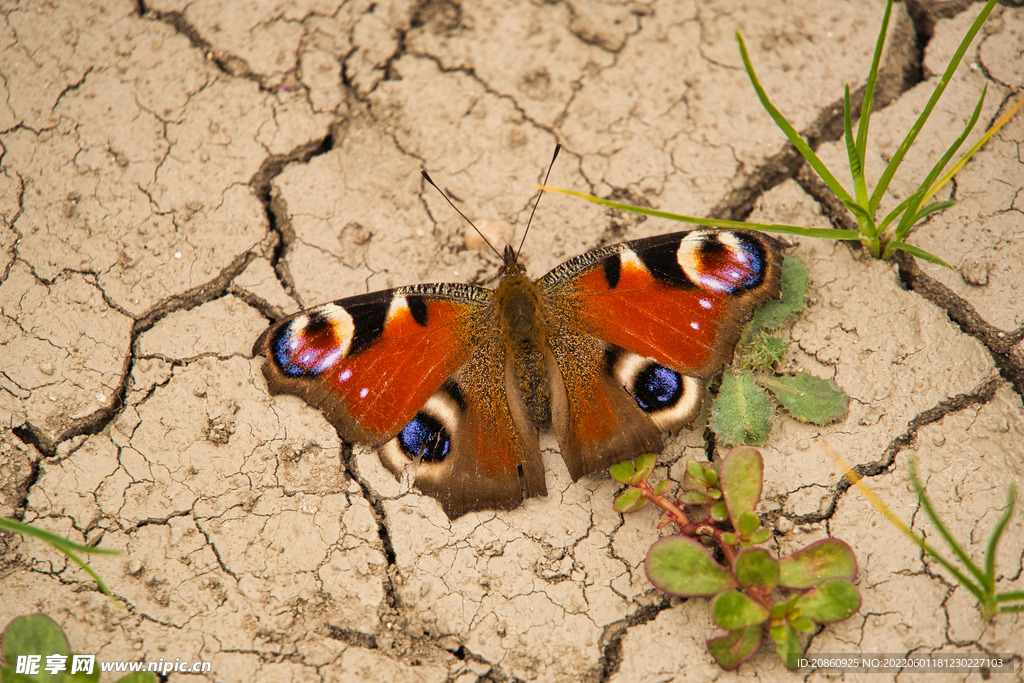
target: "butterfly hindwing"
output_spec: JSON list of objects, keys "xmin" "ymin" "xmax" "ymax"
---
[{"xmin": 539, "ymin": 229, "xmax": 782, "ymax": 476}]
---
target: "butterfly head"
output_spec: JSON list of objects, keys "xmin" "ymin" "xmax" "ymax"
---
[{"xmin": 500, "ymin": 244, "xmax": 527, "ymax": 277}]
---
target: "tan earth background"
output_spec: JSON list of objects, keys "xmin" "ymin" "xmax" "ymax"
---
[{"xmin": 1, "ymin": 0, "xmax": 1023, "ymax": 681}]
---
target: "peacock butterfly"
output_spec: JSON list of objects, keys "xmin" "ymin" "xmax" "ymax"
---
[{"xmin": 253, "ymin": 153, "xmax": 782, "ymax": 518}]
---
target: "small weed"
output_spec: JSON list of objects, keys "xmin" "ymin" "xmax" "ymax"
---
[
  {"xmin": 612, "ymin": 448, "xmax": 860, "ymax": 670},
  {"xmin": 711, "ymin": 255, "xmax": 848, "ymax": 447},
  {"xmin": 544, "ymin": 0, "xmax": 1022, "ymax": 269},
  {"xmin": 1, "ymin": 614, "xmax": 155, "ymax": 682}
]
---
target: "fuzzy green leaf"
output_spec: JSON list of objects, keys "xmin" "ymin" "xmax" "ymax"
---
[
  {"xmin": 790, "ymin": 615, "xmax": 816, "ymax": 632},
  {"xmin": 653, "ymin": 479, "xmax": 672, "ymax": 496},
  {"xmin": 722, "ymin": 532, "xmax": 739, "ymax": 546},
  {"xmin": 735, "ymin": 548, "xmax": 779, "ymax": 591},
  {"xmin": 779, "ymin": 539, "xmax": 858, "ymax": 589},
  {"xmin": 646, "ymin": 536, "xmax": 737, "ymax": 597},
  {"xmin": 1, "ymin": 615, "xmax": 70, "ymax": 682},
  {"xmin": 708, "ymin": 625, "xmax": 762, "ymax": 671},
  {"xmin": 712, "ymin": 371, "xmax": 772, "ymax": 446},
  {"xmin": 756, "ymin": 374, "xmax": 848, "ymax": 425},
  {"xmin": 751, "ymin": 528, "xmax": 772, "ymax": 544},
  {"xmin": 719, "ymin": 446, "xmax": 764, "ymax": 531},
  {"xmin": 713, "ymin": 589, "xmax": 771, "ymax": 630},
  {"xmin": 795, "ymin": 578, "xmax": 861, "ymax": 623},
  {"xmin": 710, "ymin": 501, "xmax": 730, "ymax": 522},
  {"xmin": 743, "ymin": 256, "xmax": 809, "ymax": 343}
]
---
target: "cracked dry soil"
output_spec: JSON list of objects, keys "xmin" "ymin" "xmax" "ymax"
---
[{"xmin": 1, "ymin": 0, "xmax": 1022, "ymax": 681}]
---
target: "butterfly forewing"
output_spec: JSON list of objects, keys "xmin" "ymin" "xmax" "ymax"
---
[{"xmin": 254, "ymin": 283, "xmax": 491, "ymax": 444}]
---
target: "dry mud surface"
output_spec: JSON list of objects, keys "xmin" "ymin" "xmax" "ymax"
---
[{"xmin": 1, "ymin": 1, "xmax": 1023, "ymax": 681}]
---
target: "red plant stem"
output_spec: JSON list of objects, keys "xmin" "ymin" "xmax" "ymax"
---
[{"xmin": 636, "ymin": 480, "xmax": 691, "ymax": 526}]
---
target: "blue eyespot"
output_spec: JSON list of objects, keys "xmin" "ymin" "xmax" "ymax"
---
[
  {"xmin": 634, "ymin": 364, "xmax": 683, "ymax": 412},
  {"xmin": 398, "ymin": 413, "xmax": 451, "ymax": 463}
]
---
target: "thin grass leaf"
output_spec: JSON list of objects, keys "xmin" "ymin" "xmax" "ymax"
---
[
  {"xmin": 911, "ymin": 200, "xmax": 958, "ymax": 224},
  {"xmin": 908, "ymin": 461, "xmax": 988, "ymax": 587},
  {"xmin": 892, "ymin": 85, "xmax": 986, "ymax": 244},
  {"xmin": 843, "ymin": 86, "xmax": 866, "ymax": 204},
  {"xmin": 856, "ymin": 0, "xmax": 893, "ymax": 160},
  {"xmin": 926, "ymin": 94, "xmax": 1024, "ymax": 203},
  {"xmin": 984, "ymin": 486, "xmax": 1016, "ymax": 586},
  {"xmin": 0, "ymin": 516, "xmax": 121, "ymax": 556},
  {"xmin": 1000, "ymin": 604, "xmax": 1024, "ymax": 613},
  {"xmin": 868, "ymin": 0, "xmax": 999, "ymax": 213},
  {"xmin": 877, "ymin": 194, "xmax": 918, "ymax": 234},
  {"xmin": 736, "ymin": 31, "xmax": 855, "ymax": 207},
  {"xmin": 823, "ymin": 445, "xmax": 987, "ymax": 603},
  {"xmin": 537, "ymin": 186, "xmax": 861, "ymax": 240},
  {"xmin": 0, "ymin": 516, "xmax": 123, "ymax": 605},
  {"xmin": 884, "ymin": 241, "xmax": 953, "ymax": 268},
  {"xmin": 997, "ymin": 591, "xmax": 1024, "ymax": 602}
]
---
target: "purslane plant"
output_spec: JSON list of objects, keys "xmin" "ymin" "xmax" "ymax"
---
[{"xmin": 612, "ymin": 448, "xmax": 860, "ymax": 670}]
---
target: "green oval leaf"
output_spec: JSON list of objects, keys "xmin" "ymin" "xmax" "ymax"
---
[
  {"xmin": 778, "ymin": 538, "xmax": 858, "ymax": 589},
  {"xmin": 679, "ymin": 491, "xmax": 711, "ymax": 506},
  {"xmin": 1, "ymin": 614, "xmax": 70, "ymax": 683},
  {"xmin": 609, "ymin": 461, "xmax": 637, "ymax": 484},
  {"xmin": 755, "ymin": 374, "xmax": 848, "ymax": 425},
  {"xmin": 735, "ymin": 548, "xmax": 779, "ymax": 591},
  {"xmin": 712, "ymin": 589, "xmax": 770, "ymax": 629},
  {"xmin": 708, "ymin": 625, "xmax": 762, "ymax": 671},
  {"xmin": 710, "ymin": 501, "xmax": 729, "ymax": 522},
  {"xmin": 738, "ymin": 511, "xmax": 760, "ymax": 536},
  {"xmin": 711, "ymin": 371, "xmax": 772, "ymax": 446},
  {"xmin": 794, "ymin": 578, "xmax": 861, "ymax": 623},
  {"xmin": 750, "ymin": 528, "xmax": 772, "ymax": 544},
  {"xmin": 645, "ymin": 536, "xmax": 737, "ymax": 597},
  {"xmin": 613, "ymin": 488, "xmax": 646, "ymax": 513},
  {"xmin": 631, "ymin": 452, "xmax": 657, "ymax": 484},
  {"xmin": 771, "ymin": 619, "xmax": 805, "ymax": 670},
  {"xmin": 719, "ymin": 446, "xmax": 764, "ymax": 531}
]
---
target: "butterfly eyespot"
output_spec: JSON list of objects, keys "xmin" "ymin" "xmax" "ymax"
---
[
  {"xmin": 633, "ymin": 364, "xmax": 684, "ymax": 412},
  {"xmin": 398, "ymin": 413, "xmax": 452, "ymax": 463}
]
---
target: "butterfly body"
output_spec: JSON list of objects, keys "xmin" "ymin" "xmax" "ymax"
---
[{"xmin": 255, "ymin": 229, "xmax": 782, "ymax": 518}]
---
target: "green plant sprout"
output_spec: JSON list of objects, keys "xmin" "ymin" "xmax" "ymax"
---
[
  {"xmin": 542, "ymin": 0, "xmax": 1020, "ymax": 269},
  {"xmin": 612, "ymin": 448, "xmax": 860, "ymax": 670},
  {"xmin": 711, "ymin": 256, "xmax": 847, "ymax": 447},
  {"xmin": 1, "ymin": 614, "xmax": 155, "ymax": 683},
  {"xmin": 824, "ymin": 443, "xmax": 1023, "ymax": 619},
  {"xmin": 0, "ymin": 516, "xmax": 121, "ymax": 607}
]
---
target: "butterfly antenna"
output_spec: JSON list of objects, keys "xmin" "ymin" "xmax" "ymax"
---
[
  {"xmin": 517, "ymin": 143, "xmax": 562, "ymax": 258},
  {"xmin": 421, "ymin": 170, "xmax": 503, "ymax": 261}
]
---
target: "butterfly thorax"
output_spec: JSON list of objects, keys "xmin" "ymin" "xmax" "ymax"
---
[{"xmin": 494, "ymin": 259, "xmax": 552, "ymax": 426}]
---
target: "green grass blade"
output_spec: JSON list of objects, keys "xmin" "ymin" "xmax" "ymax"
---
[
  {"xmin": 1000, "ymin": 603, "xmax": 1024, "ymax": 613},
  {"xmin": 984, "ymin": 485, "xmax": 1016, "ymax": 586},
  {"xmin": 868, "ymin": 0, "xmax": 999, "ymax": 213},
  {"xmin": 0, "ymin": 516, "xmax": 121, "ymax": 556},
  {"xmin": 877, "ymin": 194, "xmax": 917, "ymax": 233},
  {"xmin": 538, "ymin": 186, "xmax": 861, "ymax": 240},
  {"xmin": 997, "ymin": 591, "xmax": 1024, "ymax": 602},
  {"xmin": 856, "ymin": 0, "xmax": 893, "ymax": 160},
  {"xmin": 844, "ymin": 85, "xmax": 866, "ymax": 204},
  {"xmin": 0, "ymin": 516, "xmax": 123, "ymax": 605},
  {"xmin": 925, "ymin": 94, "xmax": 1024, "ymax": 203},
  {"xmin": 884, "ymin": 241, "xmax": 953, "ymax": 268},
  {"xmin": 736, "ymin": 31, "xmax": 855, "ymax": 207},
  {"xmin": 908, "ymin": 461, "xmax": 988, "ymax": 587},
  {"xmin": 893, "ymin": 85, "xmax": 986, "ymax": 243},
  {"xmin": 911, "ymin": 200, "xmax": 957, "ymax": 224}
]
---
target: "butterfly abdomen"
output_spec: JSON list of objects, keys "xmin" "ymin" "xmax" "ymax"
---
[{"xmin": 495, "ymin": 272, "xmax": 553, "ymax": 425}]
